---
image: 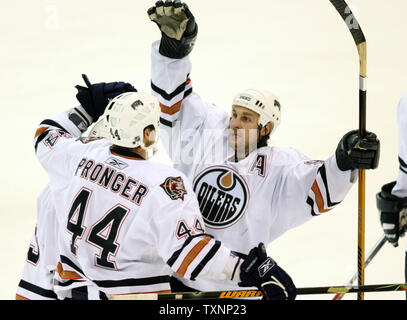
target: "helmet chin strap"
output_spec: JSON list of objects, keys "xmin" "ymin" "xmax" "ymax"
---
[
  {"xmin": 144, "ymin": 145, "xmax": 158, "ymax": 159},
  {"xmin": 140, "ymin": 135, "xmax": 160, "ymax": 160}
]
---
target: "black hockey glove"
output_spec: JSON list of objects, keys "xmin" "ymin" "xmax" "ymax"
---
[
  {"xmin": 148, "ymin": 0, "xmax": 198, "ymax": 59},
  {"xmin": 376, "ymin": 181, "xmax": 407, "ymax": 247},
  {"xmin": 75, "ymin": 74, "xmax": 137, "ymax": 121},
  {"xmin": 239, "ymin": 243, "xmax": 297, "ymax": 300},
  {"xmin": 335, "ymin": 129, "xmax": 380, "ymax": 171}
]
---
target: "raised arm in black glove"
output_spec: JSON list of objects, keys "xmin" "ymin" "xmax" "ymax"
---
[
  {"xmin": 75, "ymin": 74, "xmax": 137, "ymax": 122},
  {"xmin": 239, "ymin": 243, "xmax": 297, "ymax": 300},
  {"xmin": 148, "ymin": 0, "xmax": 197, "ymax": 59},
  {"xmin": 335, "ymin": 129, "xmax": 380, "ymax": 171}
]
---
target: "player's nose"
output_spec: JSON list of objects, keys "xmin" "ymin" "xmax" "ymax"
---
[{"xmin": 229, "ymin": 117, "xmax": 242, "ymax": 130}]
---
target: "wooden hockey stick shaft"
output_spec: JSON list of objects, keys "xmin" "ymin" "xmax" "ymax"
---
[
  {"xmin": 328, "ymin": 0, "xmax": 367, "ymax": 300},
  {"xmin": 109, "ymin": 282, "xmax": 407, "ymax": 300},
  {"xmin": 333, "ymin": 234, "xmax": 387, "ymax": 300}
]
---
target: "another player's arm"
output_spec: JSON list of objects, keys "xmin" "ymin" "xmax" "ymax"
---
[
  {"xmin": 303, "ymin": 154, "xmax": 356, "ymax": 217},
  {"xmin": 271, "ymin": 131, "xmax": 380, "ymax": 235},
  {"xmin": 270, "ymin": 152, "xmax": 354, "ymax": 236},
  {"xmin": 148, "ymin": 0, "xmax": 197, "ymax": 125},
  {"xmin": 34, "ymin": 104, "xmax": 94, "ymax": 177},
  {"xmin": 311, "ymin": 128, "xmax": 378, "ymax": 213},
  {"xmin": 308, "ymin": 129, "xmax": 379, "ymax": 215},
  {"xmin": 376, "ymin": 95, "xmax": 407, "ymax": 247},
  {"xmin": 34, "ymin": 75, "xmax": 137, "ymax": 175},
  {"xmin": 154, "ymin": 176, "xmax": 296, "ymax": 299},
  {"xmin": 150, "ymin": 174, "xmax": 242, "ymax": 282},
  {"xmin": 148, "ymin": 1, "xmax": 228, "ymax": 159},
  {"xmin": 148, "ymin": 171, "xmax": 296, "ymax": 299},
  {"xmin": 390, "ymin": 94, "xmax": 407, "ymax": 199},
  {"xmin": 376, "ymin": 181, "xmax": 407, "ymax": 247}
]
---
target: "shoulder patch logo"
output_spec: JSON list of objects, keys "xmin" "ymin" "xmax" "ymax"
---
[
  {"xmin": 105, "ymin": 157, "xmax": 129, "ymax": 170},
  {"xmin": 160, "ymin": 176, "xmax": 187, "ymax": 201}
]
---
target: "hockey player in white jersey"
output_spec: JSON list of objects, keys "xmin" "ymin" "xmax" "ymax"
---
[
  {"xmin": 32, "ymin": 82, "xmax": 297, "ymax": 299},
  {"xmin": 147, "ymin": 1, "xmax": 381, "ymax": 292},
  {"xmin": 16, "ymin": 186, "xmax": 58, "ymax": 300},
  {"xmin": 376, "ymin": 94, "xmax": 407, "ymax": 299},
  {"xmin": 16, "ymin": 75, "xmax": 138, "ymax": 300}
]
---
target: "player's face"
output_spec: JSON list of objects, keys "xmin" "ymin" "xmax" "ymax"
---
[{"xmin": 228, "ymin": 105, "xmax": 260, "ymax": 154}]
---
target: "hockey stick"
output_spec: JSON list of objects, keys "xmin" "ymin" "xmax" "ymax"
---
[
  {"xmin": 333, "ymin": 234, "xmax": 387, "ymax": 300},
  {"xmin": 328, "ymin": 0, "xmax": 367, "ymax": 300},
  {"xmin": 109, "ymin": 282, "xmax": 407, "ymax": 300}
]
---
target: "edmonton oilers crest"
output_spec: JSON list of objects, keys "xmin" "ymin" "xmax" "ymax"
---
[{"xmin": 193, "ymin": 166, "xmax": 249, "ymax": 229}]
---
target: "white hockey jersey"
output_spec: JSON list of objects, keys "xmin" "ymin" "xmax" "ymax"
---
[
  {"xmin": 33, "ymin": 106, "xmax": 234, "ymax": 299},
  {"xmin": 150, "ymin": 40, "xmax": 356, "ymax": 290},
  {"xmin": 17, "ymin": 114, "xmax": 108, "ymax": 300},
  {"xmin": 392, "ymin": 94, "xmax": 407, "ymax": 199},
  {"xmin": 16, "ymin": 185, "xmax": 59, "ymax": 300},
  {"xmin": 390, "ymin": 93, "xmax": 407, "ymax": 252}
]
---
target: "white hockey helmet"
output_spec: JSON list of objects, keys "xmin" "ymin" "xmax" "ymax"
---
[
  {"xmin": 88, "ymin": 114, "xmax": 108, "ymax": 138},
  {"xmin": 101, "ymin": 92, "xmax": 160, "ymax": 149},
  {"xmin": 232, "ymin": 88, "xmax": 281, "ymax": 134}
]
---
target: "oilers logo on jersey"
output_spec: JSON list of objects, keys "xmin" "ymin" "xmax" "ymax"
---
[{"xmin": 193, "ymin": 166, "xmax": 250, "ymax": 229}]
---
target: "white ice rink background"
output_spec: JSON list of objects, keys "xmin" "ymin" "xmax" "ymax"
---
[{"xmin": 1, "ymin": 0, "xmax": 407, "ymax": 300}]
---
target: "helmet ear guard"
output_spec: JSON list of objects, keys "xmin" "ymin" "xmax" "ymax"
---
[
  {"xmin": 88, "ymin": 114, "xmax": 108, "ymax": 138},
  {"xmin": 101, "ymin": 92, "xmax": 160, "ymax": 150},
  {"xmin": 232, "ymin": 88, "xmax": 281, "ymax": 134}
]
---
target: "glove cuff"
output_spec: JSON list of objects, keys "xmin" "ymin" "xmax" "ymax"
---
[
  {"xmin": 377, "ymin": 181, "xmax": 407, "ymax": 212},
  {"xmin": 335, "ymin": 144, "xmax": 353, "ymax": 171},
  {"xmin": 159, "ymin": 24, "xmax": 198, "ymax": 59},
  {"xmin": 75, "ymin": 105, "xmax": 93, "ymax": 125},
  {"xmin": 68, "ymin": 105, "xmax": 93, "ymax": 133}
]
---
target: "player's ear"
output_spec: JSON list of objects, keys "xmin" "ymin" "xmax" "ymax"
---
[
  {"xmin": 260, "ymin": 122, "xmax": 273, "ymax": 137},
  {"xmin": 143, "ymin": 125, "xmax": 156, "ymax": 145},
  {"xmin": 143, "ymin": 125, "xmax": 154, "ymax": 135},
  {"xmin": 143, "ymin": 127, "xmax": 151, "ymax": 138}
]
